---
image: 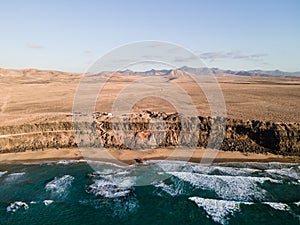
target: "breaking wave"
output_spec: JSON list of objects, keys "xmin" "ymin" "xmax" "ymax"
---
[
  {"xmin": 45, "ymin": 175, "xmax": 74, "ymax": 197},
  {"xmin": 189, "ymin": 197, "xmax": 241, "ymax": 225},
  {"xmin": 4, "ymin": 172, "xmax": 26, "ymax": 183},
  {"xmin": 189, "ymin": 197, "xmax": 300, "ymax": 225},
  {"xmin": 87, "ymin": 169, "xmax": 135, "ymax": 198},
  {"xmin": 263, "ymin": 202, "xmax": 290, "ymax": 211},
  {"xmin": 6, "ymin": 201, "xmax": 29, "ymax": 213},
  {"xmin": 266, "ymin": 167, "xmax": 300, "ymax": 181},
  {"xmin": 87, "ymin": 179, "xmax": 133, "ymax": 198},
  {"xmin": 0, "ymin": 171, "xmax": 7, "ymax": 177},
  {"xmin": 85, "ymin": 169, "xmax": 138, "ymax": 217},
  {"xmin": 43, "ymin": 200, "xmax": 54, "ymax": 206},
  {"xmin": 169, "ymin": 172, "xmax": 279, "ymax": 201}
]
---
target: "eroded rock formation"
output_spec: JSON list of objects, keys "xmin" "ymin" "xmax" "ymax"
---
[{"xmin": 0, "ymin": 112, "xmax": 299, "ymax": 156}]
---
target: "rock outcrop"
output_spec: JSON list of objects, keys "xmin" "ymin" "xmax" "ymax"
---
[{"xmin": 0, "ymin": 112, "xmax": 299, "ymax": 156}]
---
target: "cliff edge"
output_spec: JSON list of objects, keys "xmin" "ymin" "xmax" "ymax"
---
[{"xmin": 0, "ymin": 112, "xmax": 299, "ymax": 156}]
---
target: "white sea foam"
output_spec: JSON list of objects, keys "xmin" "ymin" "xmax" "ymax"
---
[
  {"xmin": 266, "ymin": 167, "xmax": 300, "ymax": 180},
  {"xmin": 169, "ymin": 172, "xmax": 279, "ymax": 201},
  {"xmin": 152, "ymin": 160, "xmax": 215, "ymax": 175},
  {"xmin": 149, "ymin": 160, "xmax": 262, "ymax": 178},
  {"xmin": 213, "ymin": 162, "xmax": 299, "ymax": 172},
  {"xmin": 88, "ymin": 169, "xmax": 136, "ymax": 199},
  {"xmin": 186, "ymin": 164, "xmax": 262, "ymax": 177},
  {"xmin": 43, "ymin": 200, "xmax": 54, "ymax": 206},
  {"xmin": 155, "ymin": 160, "xmax": 196, "ymax": 171},
  {"xmin": 155, "ymin": 182, "xmax": 174, "ymax": 195},
  {"xmin": 189, "ymin": 197, "xmax": 240, "ymax": 225},
  {"xmin": 55, "ymin": 159, "xmax": 87, "ymax": 165},
  {"xmin": 8, "ymin": 172, "xmax": 26, "ymax": 176},
  {"xmin": 211, "ymin": 166, "xmax": 261, "ymax": 176},
  {"xmin": 263, "ymin": 202, "xmax": 290, "ymax": 211},
  {"xmin": 154, "ymin": 178, "xmax": 187, "ymax": 196},
  {"xmin": 56, "ymin": 160, "xmax": 76, "ymax": 165},
  {"xmin": 45, "ymin": 175, "xmax": 74, "ymax": 196},
  {"xmin": 84, "ymin": 168, "xmax": 139, "ymax": 216},
  {"xmin": 88, "ymin": 179, "xmax": 132, "ymax": 198},
  {"xmin": 0, "ymin": 171, "xmax": 8, "ymax": 177},
  {"xmin": 102, "ymin": 170, "xmax": 135, "ymax": 188},
  {"xmin": 93, "ymin": 169, "xmax": 130, "ymax": 177},
  {"xmin": 93, "ymin": 169, "xmax": 118, "ymax": 176},
  {"xmin": 4, "ymin": 172, "xmax": 26, "ymax": 182},
  {"xmin": 243, "ymin": 202, "xmax": 254, "ymax": 205},
  {"xmin": 294, "ymin": 201, "xmax": 300, "ymax": 207},
  {"xmin": 6, "ymin": 201, "xmax": 29, "ymax": 213},
  {"xmin": 88, "ymin": 160, "xmax": 132, "ymax": 168}
]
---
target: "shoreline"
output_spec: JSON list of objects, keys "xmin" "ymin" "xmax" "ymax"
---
[{"xmin": 0, "ymin": 148, "xmax": 299, "ymax": 165}]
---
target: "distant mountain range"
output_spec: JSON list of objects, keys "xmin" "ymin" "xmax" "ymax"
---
[
  {"xmin": 119, "ymin": 66, "xmax": 300, "ymax": 77},
  {"xmin": 0, "ymin": 67, "xmax": 299, "ymax": 77},
  {"xmin": 214, "ymin": 68, "xmax": 300, "ymax": 77}
]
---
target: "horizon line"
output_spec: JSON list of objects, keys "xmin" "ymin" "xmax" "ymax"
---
[{"xmin": 1, "ymin": 66, "xmax": 300, "ymax": 75}]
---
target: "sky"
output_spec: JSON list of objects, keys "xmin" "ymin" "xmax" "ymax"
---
[{"xmin": 0, "ymin": 0, "xmax": 300, "ymax": 72}]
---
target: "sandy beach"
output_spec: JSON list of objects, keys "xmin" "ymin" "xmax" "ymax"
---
[{"xmin": 0, "ymin": 147, "xmax": 298, "ymax": 165}]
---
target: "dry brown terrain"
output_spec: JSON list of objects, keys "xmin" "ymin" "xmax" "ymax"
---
[
  {"xmin": 0, "ymin": 68, "xmax": 299, "ymax": 127},
  {"xmin": 0, "ymin": 68, "xmax": 299, "ymax": 162}
]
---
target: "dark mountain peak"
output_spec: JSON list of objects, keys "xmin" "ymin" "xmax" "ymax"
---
[{"xmin": 116, "ymin": 67, "xmax": 300, "ymax": 77}]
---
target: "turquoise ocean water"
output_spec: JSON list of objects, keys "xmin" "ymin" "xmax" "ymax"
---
[{"xmin": 0, "ymin": 160, "xmax": 299, "ymax": 225}]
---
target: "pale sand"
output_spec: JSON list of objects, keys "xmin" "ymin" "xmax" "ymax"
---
[{"xmin": 0, "ymin": 148, "xmax": 298, "ymax": 164}]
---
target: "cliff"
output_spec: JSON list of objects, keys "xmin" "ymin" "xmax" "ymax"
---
[{"xmin": 0, "ymin": 112, "xmax": 299, "ymax": 156}]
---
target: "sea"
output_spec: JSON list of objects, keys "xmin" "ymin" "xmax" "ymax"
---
[{"xmin": 0, "ymin": 160, "xmax": 299, "ymax": 225}]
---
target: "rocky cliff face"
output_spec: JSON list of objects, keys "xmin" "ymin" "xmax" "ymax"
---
[
  {"xmin": 0, "ymin": 112, "xmax": 299, "ymax": 156},
  {"xmin": 0, "ymin": 122, "xmax": 76, "ymax": 152}
]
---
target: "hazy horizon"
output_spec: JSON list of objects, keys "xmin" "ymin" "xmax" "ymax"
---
[{"xmin": 1, "ymin": 65, "xmax": 300, "ymax": 74}]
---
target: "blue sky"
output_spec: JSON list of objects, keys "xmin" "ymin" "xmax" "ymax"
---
[{"xmin": 0, "ymin": 0, "xmax": 299, "ymax": 72}]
